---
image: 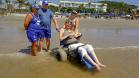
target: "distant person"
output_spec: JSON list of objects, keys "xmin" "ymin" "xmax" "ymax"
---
[
  {"xmin": 38, "ymin": 0, "xmax": 59, "ymax": 52},
  {"xmin": 63, "ymin": 10, "xmax": 82, "ymax": 40},
  {"xmin": 24, "ymin": 4, "xmax": 44, "ymax": 56}
]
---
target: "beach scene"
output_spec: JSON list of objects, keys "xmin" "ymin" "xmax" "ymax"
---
[{"xmin": 0, "ymin": 0, "xmax": 139, "ymax": 78}]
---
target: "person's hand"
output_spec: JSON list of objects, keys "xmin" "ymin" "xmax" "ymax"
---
[
  {"xmin": 69, "ymin": 33, "xmax": 75, "ymax": 36},
  {"xmin": 74, "ymin": 33, "xmax": 81, "ymax": 37},
  {"xmin": 67, "ymin": 35, "xmax": 72, "ymax": 39},
  {"xmin": 68, "ymin": 33, "xmax": 74, "ymax": 38}
]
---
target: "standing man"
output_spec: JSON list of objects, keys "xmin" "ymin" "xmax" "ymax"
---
[{"xmin": 38, "ymin": 0, "xmax": 59, "ymax": 51}]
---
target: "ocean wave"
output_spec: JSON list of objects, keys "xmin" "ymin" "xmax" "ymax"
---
[
  {"xmin": 95, "ymin": 46, "xmax": 139, "ymax": 49},
  {"xmin": 0, "ymin": 46, "xmax": 139, "ymax": 56},
  {"xmin": 0, "ymin": 52, "xmax": 27, "ymax": 57}
]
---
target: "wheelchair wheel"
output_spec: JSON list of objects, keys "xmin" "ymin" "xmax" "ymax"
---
[{"xmin": 56, "ymin": 47, "xmax": 67, "ymax": 61}]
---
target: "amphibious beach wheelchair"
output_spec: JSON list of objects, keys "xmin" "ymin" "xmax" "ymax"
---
[{"xmin": 52, "ymin": 43, "xmax": 96, "ymax": 70}]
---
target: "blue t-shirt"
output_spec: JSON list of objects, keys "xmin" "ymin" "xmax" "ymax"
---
[{"xmin": 38, "ymin": 8, "xmax": 53, "ymax": 31}]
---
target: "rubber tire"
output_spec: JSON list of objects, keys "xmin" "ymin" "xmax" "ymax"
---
[{"xmin": 56, "ymin": 47, "xmax": 67, "ymax": 61}]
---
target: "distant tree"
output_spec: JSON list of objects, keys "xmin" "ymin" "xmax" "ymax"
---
[
  {"xmin": 5, "ymin": 0, "xmax": 10, "ymax": 13},
  {"xmin": 16, "ymin": 0, "xmax": 25, "ymax": 9},
  {"xmin": 78, "ymin": 4, "xmax": 85, "ymax": 13},
  {"xmin": 99, "ymin": 1, "xmax": 137, "ymax": 14},
  {"xmin": 0, "ymin": 0, "xmax": 2, "ymax": 9},
  {"xmin": 85, "ymin": 8, "xmax": 95, "ymax": 13},
  {"xmin": 88, "ymin": 2, "xmax": 91, "ymax": 9},
  {"xmin": 58, "ymin": 4, "xmax": 61, "ymax": 12},
  {"xmin": 66, "ymin": 7, "xmax": 72, "ymax": 13},
  {"xmin": 49, "ymin": 5, "xmax": 58, "ymax": 12},
  {"xmin": 60, "ymin": 7, "xmax": 67, "ymax": 13},
  {"xmin": 6, "ymin": 0, "xmax": 10, "ymax": 8}
]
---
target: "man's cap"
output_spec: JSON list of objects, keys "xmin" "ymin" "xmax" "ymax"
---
[{"xmin": 42, "ymin": 0, "xmax": 48, "ymax": 5}]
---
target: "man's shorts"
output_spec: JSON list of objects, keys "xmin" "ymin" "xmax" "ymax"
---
[
  {"xmin": 26, "ymin": 30, "xmax": 44, "ymax": 42},
  {"xmin": 41, "ymin": 29, "xmax": 51, "ymax": 39}
]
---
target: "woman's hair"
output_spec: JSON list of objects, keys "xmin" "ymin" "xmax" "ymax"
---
[{"xmin": 71, "ymin": 10, "xmax": 78, "ymax": 15}]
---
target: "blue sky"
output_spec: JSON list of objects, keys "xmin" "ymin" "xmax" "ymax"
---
[{"xmin": 46, "ymin": 0, "xmax": 139, "ymax": 6}]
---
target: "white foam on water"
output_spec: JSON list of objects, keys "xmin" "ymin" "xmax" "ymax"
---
[
  {"xmin": 0, "ymin": 46, "xmax": 139, "ymax": 57},
  {"xmin": 0, "ymin": 52, "xmax": 28, "ymax": 57},
  {"xmin": 95, "ymin": 46, "xmax": 139, "ymax": 50}
]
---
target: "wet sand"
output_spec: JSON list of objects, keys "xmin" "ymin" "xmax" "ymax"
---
[{"xmin": 0, "ymin": 16, "xmax": 139, "ymax": 78}]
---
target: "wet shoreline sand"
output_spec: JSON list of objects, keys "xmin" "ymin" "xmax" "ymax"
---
[
  {"xmin": 0, "ymin": 48, "xmax": 138, "ymax": 78},
  {"xmin": 0, "ymin": 16, "xmax": 139, "ymax": 78}
]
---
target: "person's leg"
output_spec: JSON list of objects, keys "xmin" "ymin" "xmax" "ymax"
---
[
  {"xmin": 39, "ymin": 38, "xmax": 44, "ymax": 52},
  {"xmin": 46, "ymin": 38, "xmax": 50, "ymax": 51},
  {"xmin": 68, "ymin": 43, "xmax": 84, "ymax": 51},
  {"xmin": 78, "ymin": 47, "xmax": 101, "ymax": 71},
  {"xmin": 43, "ymin": 29, "xmax": 51, "ymax": 52},
  {"xmin": 84, "ymin": 44, "xmax": 106, "ymax": 68},
  {"xmin": 31, "ymin": 42, "xmax": 38, "ymax": 56},
  {"xmin": 27, "ymin": 31, "xmax": 39, "ymax": 56},
  {"xmin": 38, "ymin": 30, "xmax": 45, "ymax": 52}
]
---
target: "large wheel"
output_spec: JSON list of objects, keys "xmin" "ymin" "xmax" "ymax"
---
[{"xmin": 56, "ymin": 47, "xmax": 67, "ymax": 61}]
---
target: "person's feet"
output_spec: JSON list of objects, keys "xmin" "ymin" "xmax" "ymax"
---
[
  {"xmin": 39, "ymin": 49, "xmax": 43, "ymax": 52},
  {"xmin": 95, "ymin": 65, "xmax": 102, "ymax": 71},
  {"xmin": 43, "ymin": 48, "xmax": 51, "ymax": 52},
  {"xmin": 38, "ymin": 48, "xmax": 43, "ymax": 52},
  {"xmin": 76, "ymin": 34, "xmax": 82, "ymax": 40},
  {"xmin": 47, "ymin": 49, "xmax": 51, "ymax": 52},
  {"xmin": 98, "ymin": 63, "xmax": 106, "ymax": 68},
  {"xmin": 95, "ymin": 63, "xmax": 106, "ymax": 71}
]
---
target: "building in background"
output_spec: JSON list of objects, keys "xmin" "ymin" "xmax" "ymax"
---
[
  {"xmin": 60, "ymin": 1, "xmax": 107, "ymax": 12},
  {"xmin": 0, "ymin": 0, "xmax": 8, "ymax": 9},
  {"xmin": 0, "ymin": 0, "xmax": 26, "ymax": 9},
  {"xmin": 0, "ymin": 0, "xmax": 107, "ymax": 13},
  {"xmin": 38, "ymin": 0, "xmax": 107, "ymax": 12}
]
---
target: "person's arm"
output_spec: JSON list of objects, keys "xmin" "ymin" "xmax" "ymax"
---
[
  {"xmin": 24, "ymin": 14, "xmax": 32, "ymax": 30},
  {"xmin": 60, "ymin": 28, "xmax": 66, "ymax": 40},
  {"xmin": 74, "ymin": 18, "xmax": 79, "ymax": 33},
  {"xmin": 60, "ymin": 27, "xmax": 73, "ymax": 41},
  {"xmin": 50, "ymin": 10, "xmax": 59, "ymax": 31},
  {"xmin": 52, "ymin": 17, "xmax": 59, "ymax": 30}
]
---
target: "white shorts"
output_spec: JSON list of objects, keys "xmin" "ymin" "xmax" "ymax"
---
[{"xmin": 68, "ymin": 43, "xmax": 94, "ymax": 57}]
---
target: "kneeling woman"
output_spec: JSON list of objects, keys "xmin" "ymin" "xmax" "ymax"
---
[
  {"xmin": 60, "ymin": 21, "xmax": 106, "ymax": 71},
  {"xmin": 24, "ymin": 5, "xmax": 44, "ymax": 56}
]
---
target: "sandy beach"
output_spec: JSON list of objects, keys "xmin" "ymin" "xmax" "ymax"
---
[{"xmin": 0, "ymin": 15, "xmax": 139, "ymax": 78}]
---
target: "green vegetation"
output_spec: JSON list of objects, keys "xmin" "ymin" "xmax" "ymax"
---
[
  {"xmin": 59, "ymin": 1, "xmax": 138, "ymax": 14},
  {"xmin": 1, "ymin": 0, "xmax": 138, "ymax": 14},
  {"xmin": 60, "ymin": 5, "xmax": 95, "ymax": 13},
  {"xmin": 99, "ymin": 1, "xmax": 138, "ymax": 14},
  {"xmin": 16, "ymin": 0, "xmax": 26, "ymax": 9},
  {"xmin": 48, "ymin": 5, "xmax": 59, "ymax": 12}
]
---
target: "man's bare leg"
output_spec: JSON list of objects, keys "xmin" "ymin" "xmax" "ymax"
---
[
  {"xmin": 46, "ymin": 38, "xmax": 50, "ymax": 52},
  {"xmin": 39, "ymin": 39, "xmax": 44, "ymax": 52}
]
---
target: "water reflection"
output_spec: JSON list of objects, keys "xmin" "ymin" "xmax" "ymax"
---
[
  {"xmin": 80, "ymin": 28, "xmax": 139, "ymax": 48},
  {"xmin": 0, "ymin": 27, "xmax": 139, "ymax": 48}
]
